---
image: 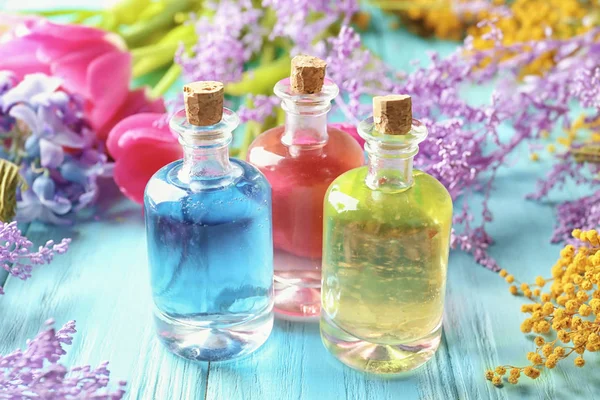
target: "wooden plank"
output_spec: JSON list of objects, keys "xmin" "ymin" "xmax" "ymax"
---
[{"xmin": 0, "ymin": 181, "xmax": 208, "ymax": 399}]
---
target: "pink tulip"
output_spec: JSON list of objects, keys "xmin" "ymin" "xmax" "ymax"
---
[
  {"xmin": 108, "ymin": 113, "xmax": 181, "ymax": 204},
  {"xmin": 0, "ymin": 18, "xmax": 164, "ymax": 140},
  {"xmin": 330, "ymin": 122, "xmax": 365, "ymax": 148}
]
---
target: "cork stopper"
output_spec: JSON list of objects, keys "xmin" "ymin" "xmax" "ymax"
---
[
  {"xmin": 373, "ymin": 95, "xmax": 413, "ymax": 135},
  {"xmin": 183, "ymin": 81, "xmax": 224, "ymax": 126},
  {"xmin": 290, "ymin": 55, "xmax": 327, "ymax": 94}
]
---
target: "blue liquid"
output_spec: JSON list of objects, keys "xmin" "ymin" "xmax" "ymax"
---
[{"xmin": 144, "ymin": 158, "xmax": 273, "ymax": 361}]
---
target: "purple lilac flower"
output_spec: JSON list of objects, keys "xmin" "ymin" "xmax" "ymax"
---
[
  {"xmin": 176, "ymin": 4, "xmax": 600, "ymax": 269},
  {"xmin": 175, "ymin": 0, "xmax": 264, "ymax": 84},
  {"xmin": 552, "ymin": 190, "xmax": 600, "ymax": 244},
  {"xmin": 0, "ymin": 72, "xmax": 112, "ymax": 225},
  {"xmin": 315, "ymin": 25, "xmax": 393, "ymax": 123},
  {"xmin": 452, "ymin": 1, "xmax": 511, "ymax": 18},
  {"xmin": 314, "ymin": 21, "xmax": 600, "ymax": 269},
  {"xmin": 238, "ymin": 95, "xmax": 280, "ymax": 124},
  {"xmin": 0, "ymin": 221, "xmax": 70, "ymax": 292},
  {"xmin": 263, "ymin": 0, "xmax": 359, "ymax": 53},
  {"xmin": 0, "ymin": 319, "xmax": 126, "ymax": 399}
]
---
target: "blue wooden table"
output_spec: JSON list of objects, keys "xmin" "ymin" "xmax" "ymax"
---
[{"xmin": 1, "ymin": 4, "xmax": 598, "ymax": 400}]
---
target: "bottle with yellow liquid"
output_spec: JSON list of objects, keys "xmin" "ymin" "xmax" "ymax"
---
[{"xmin": 320, "ymin": 95, "xmax": 452, "ymax": 374}]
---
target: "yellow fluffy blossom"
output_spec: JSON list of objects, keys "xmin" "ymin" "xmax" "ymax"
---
[
  {"xmin": 541, "ymin": 293, "xmax": 551, "ymax": 302},
  {"xmin": 542, "ymin": 344, "xmax": 554, "ymax": 357},
  {"xmin": 553, "ymin": 347, "xmax": 565, "ymax": 357},
  {"xmin": 579, "ymin": 304, "xmax": 592, "ymax": 317},
  {"xmin": 488, "ymin": 229, "xmax": 600, "ymax": 385},
  {"xmin": 470, "ymin": 0, "xmax": 595, "ymax": 75},
  {"xmin": 534, "ymin": 336, "xmax": 545, "ymax": 346},
  {"xmin": 485, "ymin": 370, "xmax": 494, "ymax": 380},
  {"xmin": 524, "ymin": 366, "xmax": 540, "ymax": 379},
  {"xmin": 542, "ymin": 302, "xmax": 554, "ymax": 315},
  {"xmin": 535, "ymin": 276, "xmax": 546, "ymax": 287}
]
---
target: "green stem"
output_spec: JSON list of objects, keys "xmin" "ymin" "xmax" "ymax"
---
[
  {"xmin": 131, "ymin": 35, "xmax": 195, "ymax": 78},
  {"xmin": 150, "ymin": 63, "xmax": 182, "ymax": 99},
  {"xmin": 226, "ymin": 56, "xmax": 291, "ymax": 96},
  {"xmin": 260, "ymin": 43, "xmax": 276, "ymax": 64},
  {"xmin": 121, "ymin": 0, "xmax": 193, "ymax": 48},
  {"xmin": 238, "ymin": 122, "xmax": 261, "ymax": 160},
  {"xmin": 132, "ymin": 41, "xmax": 180, "ymax": 60}
]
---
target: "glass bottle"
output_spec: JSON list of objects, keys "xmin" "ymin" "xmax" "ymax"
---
[
  {"xmin": 247, "ymin": 68, "xmax": 364, "ymax": 320},
  {"xmin": 320, "ymin": 96, "xmax": 452, "ymax": 374},
  {"xmin": 144, "ymin": 82, "xmax": 273, "ymax": 361}
]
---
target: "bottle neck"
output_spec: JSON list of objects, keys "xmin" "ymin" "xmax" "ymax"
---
[
  {"xmin": 365, "ymin": 141, "xmax": 417, "ymax": 191},
  {"xmin": 281, "ymin": 100, "xmax": 330, "ymax": 147},
  {"xmin": 273, "ymin": 77, "xmax": 339, "ymax": 148},
  {"xmin": 179, "ymin": 140, "xmax": 232, "ymax": 182},
  {"xmin": 168, "ymin": 108, "xmax": 239, "ymax": 187}
]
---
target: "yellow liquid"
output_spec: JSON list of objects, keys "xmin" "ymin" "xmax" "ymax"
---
[{"xmin": 321, "ymin": 167, "xmax": 452, "ymax": 372}]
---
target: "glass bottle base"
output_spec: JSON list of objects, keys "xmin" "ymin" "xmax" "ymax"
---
[
  {"xmin": 320, "ymin": 313, "xmax": 442, "ymax": 374},
  {"xmin": 153, "ymin": 308, "xmax": 273, "ymax": 362},
  {"xmin": 273, "ymin": 249, "xmax": 321, "ymax": 321}
]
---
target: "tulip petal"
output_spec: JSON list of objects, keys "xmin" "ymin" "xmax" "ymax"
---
[
  {"xmin": 86, "ymin": 51, "xmax": 132, "ymax": 133},
  {"xmin": 49, "ymin": 45, "xmax": 116, "ymax": 97},
  {"xmin": 98, "ymin": 89, "xmax": 165, "ymax": 141},
  {"xmin": 106, "ymin": 113, "xmax": 169, "ymax": 160},
  {"xmin": 26, "ymin": 19, "xmax": 107, "ymax": 43},
  {"xmin": 113, "ymin": 132, "xmax": 182, "ymax": 204},
  {"xmin": 0, "ymin": 39, "xmax": 48, "ymax": 79}
]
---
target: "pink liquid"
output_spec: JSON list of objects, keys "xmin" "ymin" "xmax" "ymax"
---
[{"xmin": 247, "ymin": 125, "xmax": 364, "ymax": 319}]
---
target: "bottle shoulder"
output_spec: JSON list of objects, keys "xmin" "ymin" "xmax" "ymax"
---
[
  {"xmin": 145, "ymin": 158, "xmax": 271, "ymax": 208},
  {"xmin": 325, "ymin": 167, "xmax": 453, "ymax": 224},
  {"xmin": 247, "ymin": 125, "xmax": 364, "ymax": 162}
]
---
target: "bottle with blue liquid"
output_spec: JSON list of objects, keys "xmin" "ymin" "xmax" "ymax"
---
[{"xmin": 144, "ymin": 81, "xmax": 274, "ymax": 361}]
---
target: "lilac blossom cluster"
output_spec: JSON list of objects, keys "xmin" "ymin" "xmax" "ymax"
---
[
  {"xmin": 175, "ymin": 0, "xmax": 359, "ymax": 85},
  {"xmin": 0, "ymin": 221, "xmax": 70, "ymax": 294},
  {"xmin": 0, "ymin": 319, "xmax": 125, "ymax": 399},
  {"xmin": 175, "ymin": 0, "xmax": 265, "ymax": 84},
  {"xmin": 389, "ymin": 24, "xmax": 600, "ymax": 269},
  {"xmin": 0, "ymin": 72, "xmax": 111, "ymax": 225},
  {"xmin": 238, "ymin": 95, "xmax": 280, "ymax": 124},
  {"xmin": 263, "ymin": 0, "xmax": 358, "ymax": 53},
  {"xmin": 175, "ymin": 1, "xmax": 599, "ymax": 269}
]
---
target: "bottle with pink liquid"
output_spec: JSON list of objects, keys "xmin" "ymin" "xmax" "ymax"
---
[{"xmin": 246, "ymin": 55, "xmax": 364, "ymax": 320}]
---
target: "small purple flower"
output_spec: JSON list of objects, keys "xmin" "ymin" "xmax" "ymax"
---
[
  {"xmin": 176, "ymin": 0, "xmax": 264, "ymax": 84},
  {"xmin": 263, "ymin": 0, "xmax": 358, "ymax": 53},
  {"xmin": 238, "ymin": 95, "xmax": 280, "ymax": 123},
  {"xmin": 0, "ymin": 319, "xmax": 126, "ymax": 398},
  {"xmin": 0, "ymin": 221, "xmax": 70, "ymax": 286}
]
